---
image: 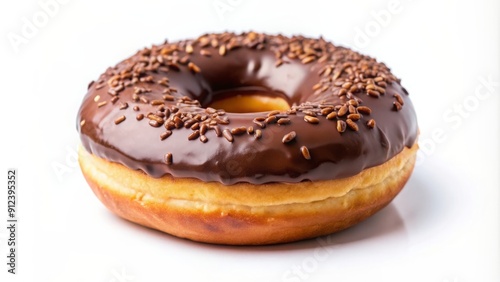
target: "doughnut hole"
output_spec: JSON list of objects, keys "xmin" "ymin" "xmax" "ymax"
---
[
  {"xmin": 208, "ymin": 95, "xmax": 289, "ymax": 113},
  {"xmin": 206, "ymin": 89, "xmax": 290, "ymax": 113}
]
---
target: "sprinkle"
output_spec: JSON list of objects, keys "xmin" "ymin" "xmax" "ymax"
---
[
  {"xmin": 302, "ymin": 110, "xmax": 317, "ymax": 117},
  {"xmin": 282, "ymin": 131, "xmax": 297, "ymax": 143},
  {"xmin": 205, "ymin": 107, "xmax": 217, "ymax": 114},
  {"xmin": 80, "ymin": 120, "xmax": 85, "ymax": 126},
  {"xmin": 165, "ymin": 121, "xmax": 175, "ymax": 130},
  {"xmin": 160, "ymin": 131, "xmax": 172, "ymax": 140},
  {"xmin": 198, "ymin": 37, "xmax": 210, "ymax": 47},
  {"xmin": 326, "ymin": 111, "xmax": 337, "ymax": 120},
  {"xmin": 337, "ymin": 105, "xmax": 348, "ymax": 117},
  {"xmin": 200, "ymin": 49, "xmax": 211, "ymax": 57},
  {"xmin": 231, "ymin": 127, "xmax": 247, "ymax": 135},
  {"xmin": 301, "ymin": 56, "xmax": 316, "ymax": 64},
  {"xmin": 136, "ymin": 114, "xmax": 144, "ymax": 121},
  {"xmin": 200, "ymin": 135, "xmax": 208, "ymax": 143},
  {"xmin": 367, "ymin": 119, "xmax": 376, "ymax": 128},
  {"xmin": 119, "ymin": 102, "xmax": 128, "ymax": 110},
  {"xmin": 163, "ymin": 94, "xmax": 175, "ymax": 101},
  {"xmin": 173, "ymin": 116, "xmax": 183, "ymax": 128},
  {"xmin": 367, "ymin": 90, "xmax": 380, "ymax": 98},
  {"xmin": 177, "ymin": 56, "xmax": 189, "ymax": 65},
  {"xmin": 149, "ymin": 120, "xmax": 162, "ymax": 127},
  {"xmin": 188, "ymin": 130, "xmax": 200, "ymax": 140},
  {"xmin": 211, "ymin": 125, "xmax": 222, "ymax": 137},
  {"xmin": 365, "ymin": 84, "xmax": 376, "ymax": 91},
  {"xmin": 393, "ymin": 101, "xmax": 402, "ymax": 111},
  {"xmin": 300, "ymin": 146, "xmax": 311, "ymax": 160},
  {"xmin": 157, "ymin": 77, "xmax": 170, "ymax": 86},
  {"xmin": 188, "ymin": 62, "xmax": 201, "ymax": 73},
  {"xmin": 148, "ymin": 114, "xmax": 164, "ymax": 124},
  {"xmin": 107, "ymin": 88, "xmax": 117, "ymax": 96},
  {"xmin": 219, "ymin": 45, "xmax": 226, "ymax": 56},
  {"xmin": 321, "ymin": 107, "xmax": 334, "ymax": 115},
  {"xmin": 214, "ymin": 117, "xmax": 229, "ymax": 125},
  {"xmin": 184, "ymin": 119, "xmax": 196, "ymax": 129},
  {"xmin": 277, "ymin": 118, "xmax": 291, "ymax": 125},
  {"xmin": 254, "ymin": 129, "xmax": 262, "ymax": 139},
  {"xmin": 164, "ymin": 153, "xmax": 173, "ymax": 165},
  {"xmin": 347, "ymin": 113, "xmax": 360, "ymax": 121},
  {"xmin": 94, "ymin": 95, "xmax": 100, "ymax": 102},
  {"xmin": 357, "ymin": 106, "xmax": 372, "ymax": 115},
  {"xmin": 394, "ymin": 93, "xmax": 404, "ymax": 105},
  {"xmin": 348, "ymin": 105, "xmax": 356, "ymax": 114},
  {"xmin": 304, "ymin": 115, "xmax": 319, "ymax": 124},
  {"xmin": 342, "ymin": 82, "xmax": 352, "ymax": 90},
  {"xmin": 348, "ymin": 99, "xmax": 359, "ymax": 107},
  {"xmin": 346, "ymin": 119, "xmax": 359, "ymax": 131},
  {"xmin": 267, "ymin": 110, "xmax": 281, "ymax": 117},
  {"xmin": 265, "ymin": 116, "xmax": 277, "ymax": 124},
  {"xmin": 223, "ymin": 129, "xmax": 234, "ymax": 142},
  {"xmin": 253, "ymin": 120, "xmax": 266, "ymax": 128},
  {"xmin": 151, "ymin": 100, "xmax": 164, "ymax": 106},
  {"xmin": 114, "ymin": 115, "xmax": 126, "ymax": 125},
  {"xmin": 97, "ymin": 101, "xmax": 107, "ymax": 108},
  {"xmin": 336, "ymin": 120, "xmax": 346, "ymax": 133},
  {"xmin": 190, "ymin": 122, "xmax": 200, "ymax": 130},
  {"xmin": 200, "ymin": 124, "xmax": 208, "ymax": 135}
]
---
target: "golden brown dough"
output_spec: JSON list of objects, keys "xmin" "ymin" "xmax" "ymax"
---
[{"xmin": 79, "ymin": 142, "xmax": 417, "ymax": 245}]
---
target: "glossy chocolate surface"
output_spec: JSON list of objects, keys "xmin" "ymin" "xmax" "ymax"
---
[{"xmin": 77, "ymin": 32, "xmax": 418, "ymax": 184}]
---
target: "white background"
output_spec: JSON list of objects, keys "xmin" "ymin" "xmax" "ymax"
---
[{"xmin": 1, "ymin": 0, "xmax": 499, "ymax": 281}]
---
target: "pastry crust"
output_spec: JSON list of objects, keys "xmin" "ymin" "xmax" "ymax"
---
[{"xmin": 78, "ymin": 142, "xmax": 417, "ymax": 245}]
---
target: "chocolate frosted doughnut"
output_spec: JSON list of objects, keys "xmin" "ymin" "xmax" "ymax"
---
[{"xmin": 77, "ymin": 32, "xmax": 418, "ymax": 245}]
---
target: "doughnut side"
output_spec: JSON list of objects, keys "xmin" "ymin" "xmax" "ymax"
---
[{"xmin": 78, "ymin": 142, "xmax": 417, "ymax": 245}]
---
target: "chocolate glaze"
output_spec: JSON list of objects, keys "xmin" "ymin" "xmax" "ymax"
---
[{"xmin": 77, "ymin": 32, "xmax": 418, "ymax": 185}]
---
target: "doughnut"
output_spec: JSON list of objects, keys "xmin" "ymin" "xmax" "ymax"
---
[{"xmin": 77, "ymin": 32, "xmax": 418, "ymax": 245}]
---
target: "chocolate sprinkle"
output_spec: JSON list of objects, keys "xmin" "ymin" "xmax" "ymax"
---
[
  {"xmin": 277, "ymin": 118, "xmax": 291, "ymax": 125},
  {"xmin": 304, "ymin": 115, "xmax": 319, "ymax": 124},
  {"xmin": 346, "ymin": 119, "xmax": 359, "ymax": 131},
  {"xmin": 231, "ymin": 126, "xmax": 247, "ymax": 135},
  {"xmin": 336, "ymin": 120, "xmax": 346, "ymax": 133},
  {"xmin": 164, "ymin": 153, "xmax": 173, "ymax": 165},
  {"xmin": 300, "ymin": 146, "xmax": 311, "ymax": 160},
  {"xmin": 188, "ymin": 130, "xmax": 200, "ymax": 140},
  {"xmin": 393, "ymin": 101, "xmax": 402, "ymax": 111},
  {"xmin": 367, "ymin": 119, "xmax": 376, "ymax": 128},
  {"xmin": 282, "ymin": 131, "xmax": 297, "ymax": 143},
  {"xmin": 222, "ymin": 129, "xmax": 234, "ymax": 143},
  {"xmin": 160, "ymin": 130, "xmax": 172, "ymax": 140}
]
